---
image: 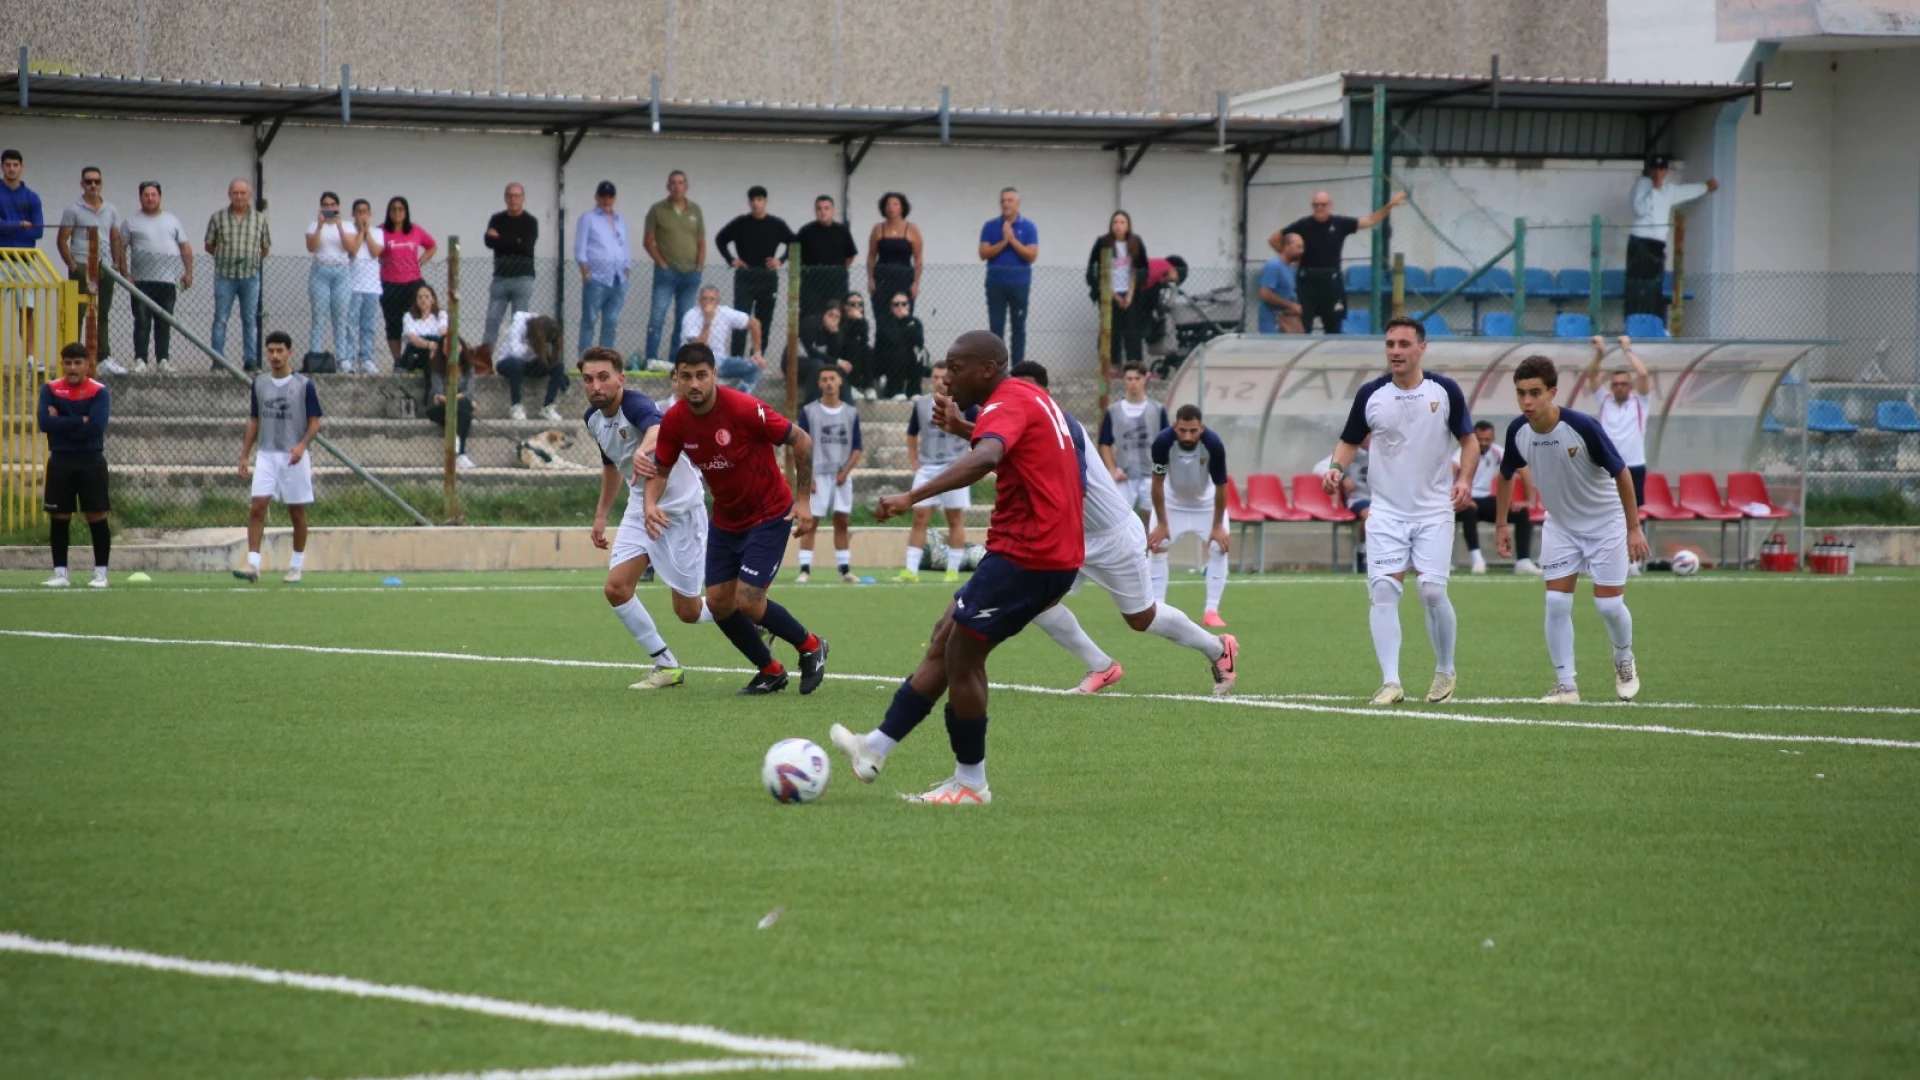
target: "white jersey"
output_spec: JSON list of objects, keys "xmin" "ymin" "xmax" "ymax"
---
[
  {"xmin": 585, "ymin": 390, "xmax": 704, "ymax": 514},
  {"xmin": 1066, "ymin": 412, "xmax": 1135, "ymax": 536},
  {"xmin": 1339, "ymin": 372, "xmax": 1472, "ymax": 522},
  {"xmin": 1150, "ymin": 427, "xmax": 1228, "ymax": 514},
  {"xmin": 1594, "ymin": 390, "xmax": 1650, "ymax": 467},
  {"xmin": 1451, "ymin": 444, "xmax": 1501, "ymax": 499},
  {"xmin": 1501, "ymin": 408, "xmax": 1628, "ymax": 538}
]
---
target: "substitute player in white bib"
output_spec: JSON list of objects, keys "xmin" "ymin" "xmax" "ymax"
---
[
  {"xmin": 1148, "ymin": 406, "xmax": 1231, "ymax": 627},
  {"xmin": 1097, "ymin": 361, "xmax": 1169, "ymax": 522},
  {"xmin": 1323, "ymin": 315, "xmax": 1477, "ymax": 705},
  {"xmin": 941, "ymin": 362, "xmax": 1238, "ymax": 695},
  {"xmin": 795, "ymin": 367, "xmax": 863, "ymax": 583},
  {"xmin": 1495, "ymin": 355, "xmax": 1650, "ymax": 703},
  {"xmin": 236, "ymin": 331, "xmax": 322, "ymax": 584},
  {"xmin": 898, "ymin": 361, "xmax": 976, "ymax": 583},
  {"xmin": 580, "ymin": 346, "xmax": 710, "ymax": 690}
]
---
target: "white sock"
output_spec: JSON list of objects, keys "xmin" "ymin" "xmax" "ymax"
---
[
  {"xmin": 247, "ymin": 550, "xmax": 262, "ymax": 569},
  {"xmin": 1419, "ymin": 578, "xmax": 1457, "ymax": 675},
  {"xmin": 697, "ymin": 599, "xmax": 714, "ymax": 624},
  {"xmin": 835, "ymin": 549, "xmax": 851, "ymax": 573},
  {"xmin": 1368, "ymin": 577, "xmax": 1403, "ymax": 686},
  {"xmin": 613, "ymin": 596, "xmax": 677, "ymax": 667},
  {"xmin": 864, "ymin": 729, "xmax": 898, "ymax": 759},
  {"xmin": 798, "ymin": 550, "xmax": 814, "ymax": 570},
  {"xmin": 91, "ymin": 565, "xmax": 108, "ymax": 579},
  {"xmin": 1149, "ymin": 551, "xmax": 1170, "ymax": 603},
  {"xmin": 1204, "ymin": 543, "xmax": 1228, "ymax": 612},
  {"xmin": 906, "ymin": 546, "xmax": 923, "ymax": 573},
  {"xmin": 51, "ymin": 566, "xmax": 68, "ymax": 578},
  {"xmin": 1545, "ymin": 590, "xmax": 1577, "ymax": 686},
  {"xmin": 289, "ymin": 551, "xmax": 305, "ymax": 570},
  {"xmin": 1470, "ymin": 549, "xmax": 1486, "ymax": 570},
  {"xmin": 1032, "ymin": 604, "xmax": 1113, "ymax": 673},
  {"xmin": 1593, "ymin": 594, "xmax": 1634, "ymax": 662},
  {"xmin": 954, "ymin": 760, "xmax": 987, "ymax": 788},
  {"xmin": 1146, "ymin": 603, "xmax": 1224, "ymax": 661}
]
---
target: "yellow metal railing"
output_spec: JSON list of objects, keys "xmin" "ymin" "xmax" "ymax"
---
[{"xmin": 0, "ymin": 248, "xmax": 79, "ymax": 533}]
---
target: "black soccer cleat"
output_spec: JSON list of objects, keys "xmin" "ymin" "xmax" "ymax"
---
[
  {"xmin": 798, "ymin": 637, "xmax": 830, "ymax": 695},
  {"xmin": 737, "ymin": 668, "xmax": 790, "ymax": 696}
]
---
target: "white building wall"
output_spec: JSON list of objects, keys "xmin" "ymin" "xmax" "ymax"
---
[{"xmin": 1608, "ymin": 0, "xmax": 1759, "ymax": 82}]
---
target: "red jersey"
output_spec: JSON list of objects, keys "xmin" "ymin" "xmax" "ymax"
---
[
  {"xmin": 654, "ymin": 386, "xmax": 796, "ymax": 532},
  {"xmin": 970, "ymin": 378, "xmax": 1085, "ymax": 571}
]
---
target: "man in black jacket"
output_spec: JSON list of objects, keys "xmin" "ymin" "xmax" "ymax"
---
[
  {"xmin": 715, "ymin": 186, "xmax": 794, "ymax": 359},
  {"xmin": 482, "ymin": 182, "xmax": 539, "ymax": 347},
  {"xmin": 795, "ymin": 195, "xmax": 858, "ymax": 319},
  {"xmin": 37, "ymin": 342, "xmax": 113, "ymax": 588}
]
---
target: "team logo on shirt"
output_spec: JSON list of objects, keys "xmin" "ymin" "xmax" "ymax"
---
[
  {"xmin": 716, "ymin": 429, "xmax": 732, "ymax": 447},
  {"xmin": 1567, "ymin": 446, "xmax": 1579, "ymax": 459},
  {"xmin": 1429, "ymin": 401, "xmax": 1439, "ymax": 413}
]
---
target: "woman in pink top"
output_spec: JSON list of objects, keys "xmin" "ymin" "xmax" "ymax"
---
[{"xmin": 376, "ymin": 195, "xmax": 436, "ymax": 362}]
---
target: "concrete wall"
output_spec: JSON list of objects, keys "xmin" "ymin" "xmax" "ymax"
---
[
  {"xmin": 1, "ymin": 0, "xmax": 1607, "ymax": 113},
  {"xmin": 1608, "ymin": 0, "xmax": 1759, "ymax": 81}
]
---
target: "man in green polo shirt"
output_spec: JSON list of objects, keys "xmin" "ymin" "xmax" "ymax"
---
[{"xmin": 642, "ymin": 170, "xmax": 705, "ymax": 366}]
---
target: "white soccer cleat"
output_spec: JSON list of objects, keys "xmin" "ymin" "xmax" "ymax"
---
[
  {"xmin": 232, "ymin": 566, "xmax": 260, "ymax": 584},
  {"xmin": 1427, "ymin": 672, "xmax": 1457, "ymax": 704},
  {"xmin": 840, "ymin": 572, "xmax": 860, "ymax": 584},
  {"xmin": 283, "ymin": 568, "xmax": 303, "ymax": 584},
  {"xmin": 541, "ymin": 404, "xmax": 564, "ymax": 422},
  {"xmin": 1615, "ymin": 655, "xmax": 1640, "ymax": 701},
  {"xmin": 42, "ymin": 572, "xmax": 70, "ymax": 588},
  {"xmin": 630, "ymin": 666, "xmax": 684, "ymax": 690},
  {"xmin": 88, "ymin": 570, "xmax": 109, "ymax": 589},
  {"xmin": 793, "ymin": 569, "xmax": 811, "ymax": 584},
  {"xmin": 1470, "ymin": 551, "xmax": 1487, "ymax": 575},
  {"xmin": 829, "ymin": 723, "xmax": 884, "ymax": 783},
  {"xmin": 1369, "ymin": 683, "xmax": 1405, "ymax": 706},
  {"xmin": 1540, "ymin": 683, "xmax": 1581, "ymax": 704},
  {"xmin": 1514, "ymin": 558, "xmax": 1542, "ymax": 575},
  {"xmin": 509, "ymin": 403, "xmax": 527, "ymax": 420},
  {"xmin": 902, "ymin": 775, "xmax": 992, "ymax": 805}
]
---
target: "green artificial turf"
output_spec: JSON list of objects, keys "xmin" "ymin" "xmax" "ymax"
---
[{"xmin": 1, "ymin": 568, "xmax": 1917, "ymax": 1078}]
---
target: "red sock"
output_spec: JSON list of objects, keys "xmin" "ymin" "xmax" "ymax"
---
[
  {"xmin": 762, "ymin": 660, "xmax": 786, "ymax": 676},
  {"xmin": 800, "ymin": 633, "xmax": 820, "ymax": 652}
]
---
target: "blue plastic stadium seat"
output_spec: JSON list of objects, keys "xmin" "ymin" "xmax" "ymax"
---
[
  {"xmin": 1466, "ymin": 267, "xmax": 1514, "ymax": 299},
  {"xmin": 1480, "ymin": 311, "xmax": 1516, "ymax": 337},
  {"xmin": 1554, "ymin": 312, "xmax": 1593, "ymax": 339},
  {"xmin": 1423, "ymin": 313, "xmax": 1453, "ymax": 338},
  {"xmin": 1876, "ymin": 401, "xmax": 1920, "ymax": 433},
  {"xmin": 1624, "ymin": 313, "xmax": 1669, "ymax": 339},
  {"xmin": 1662, "ymin": 271, "xmax": 1695, "ymax": 300},
  {"xmin": 1342, "ymin": 310, "xmax": 1372, "ymax": 334},
  {"xmin": 1600, "ymin": 269, "xmax": 1627, "ymax": 298},
  {"xmin": 1763, "ymin": 414, "xmax": 1785, "ymax": 433},
  {"xmin": 1401, "ymin": 265, "xmax": 1433, "ymax": 296},
  {"xmin": 1346, "ymin": 264, "xmax": 1372, "ymax": 294},
  {"xmin": 1430, "ymin": 265, "xmax": 1469, "ymax": 297},
  {"xmin": 1807, "ymin": 400, "xmax": 1858, "ymax": 434},
  {"xmin": 1523, "ymin": 267, "xmax": 1563, "ymax": 299},
  {"xmin": 1556, "ymin": 268, "xmax": 1593, "ymax": 299}
]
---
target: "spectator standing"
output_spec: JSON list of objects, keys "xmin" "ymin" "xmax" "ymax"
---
[
  {"xmin": 57, "ymin": 166, "xmax": 126, "ymax": 373},
  {"xmin": 1271, "ymin": 188, "xmax": 1406, "ymax": 333},
  {"xmin": 235, "ymin": 331, "xmax": 323, "ymax": 584},
  {"xmin": 37, "ymin": 342, "xmax": 113, "ymax": 589},
  {"xmin": 642, "ymin": 170, "xmax": 704, "ymax": 365},
  {"xmin": 497, "ymin": 311, "xmax": 565, "ymax": 421},
  {"xmin": 302, "ymin": 191, "xmax": 358, "ymax": 370},
  {"xmin": 482, "ymin": 182, "xmax": 539, "ymax": 347},
  {"xmin": 205, "ymin": 178, "xmax": 271, "ymax": 372},
  {"xmin": 838, "ymin": 292, "xmax": 874, "ymax": 399},
  {"xmin": 867, "ymin": 191, "xmax": 922, "ymax": 318},
  {"xmin": 978, "ymin": 187, "xmax": 1039, "ymax": 364},
  {"xmin": 122, "ymin": 181, "xmax": 193, "ymax": 374},
  {"xmin": 1581, "ymin": 334, "xmax": 1654, "ymax": 506},
  {"xmin": 0, "ymin": 149, "xmax": 44, "ymax": 250},
  {"xmin": 1085, "ymin": 210, "xmax": 1149, "ymax": 369},
  {"xmin": 576, "ymin": 180, "xmax": 632, "ymax": 355},
  {"xmin": 376, "ymin": 196, "xmax": 436, "ymax": 365},
  {"xmin": 1257, "ymin": 233, "xmax": 1305, "ymax": 334},
  {"xmin": 345, "ymin": 199, "xmax": 384, "ymax": 374},
  {"xmin": 874, "ymin": 291, "xmax": 927, "ymax": 399},
  {"xmin": 399, "ymin": 283, "xmax": 447, "ymax": 373},
  {"xmin": 683, "ymin": 285, "xmax": 763, "ymax": 394},
  {"xmin": 1627, "ymin": 154, "xmax": 1715, "ymax": 321},
  {"xmin": 1454, "ymin": 419, "xmax": 1537, "ymax": 574},
  {"xmin": 714, "ymin": 186, "xmax": 794, "ymax": 357},
  {"xmin": 795, "ymin": 195, "xmax": 858, "ymax": 318},
  {"xmin": 426, "ymin": 331, "xmax": 476, "ymax": 472}
]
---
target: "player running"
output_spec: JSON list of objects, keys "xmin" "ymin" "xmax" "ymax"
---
[
  {"xmin": 1495, "ymin": 355, "xmax": 1649, "ymax": 703},
  {"xmin": 830, "ymin": 331, "xmax": 1084, "ymax": 805},
  {"xmin": 1147, "ymin": 405, "xmax": 1231, "ymax": 627},
  {"xmin": 897, "ymin": 360, "xmax": 974, "ymax": 583},
  {"xmin": 581, "ymin": 346, "xmax": 708, "ymax": 691},
  {"xmin": 643, "ymin": 342, "xmax": 829, "ymax": 696},
  {"xmin": 794, "ymin": 367, "xmax": 862, "ymax": 584},
  {"xmin": 1322, "ymin": 315, "xmax": 1476, "ymax": 705},
  {"xmin": 1098, "ymin": 361, "xmax": 1169, "ymax": 524},
  {"xmin": 938, "ymin": 361, "xmax": 1236, "ymax": 695}
]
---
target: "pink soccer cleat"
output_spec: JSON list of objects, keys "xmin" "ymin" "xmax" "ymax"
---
[
  {"xmin": 1075, "ymin": 662, "xmax": 1124, "ymax": 694},
  {"xmin": 1202, "ymin": 610, "xmax": 1227, "ymax": 628},
  {"xmin": 1211, "ymin": 634, "xmax": 1238, "ymax": 696}
]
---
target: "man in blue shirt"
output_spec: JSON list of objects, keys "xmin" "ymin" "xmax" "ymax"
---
[
  {"xmin": 1257, "ymin": 233, "xmax": 1304, "ymax": 334},
  {"xmin": 977, "ymin": 187, "xmax": 1039, "ymax": 364},
  {"xmin": 0, "ymin": 149, "xmax": 44, "ymax": 249},
  {"xmin": 575, "ymin": 180, "xmax": 631, "ymax": 353}
]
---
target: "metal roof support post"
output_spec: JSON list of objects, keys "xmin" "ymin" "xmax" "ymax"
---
[
  {"xmin": 1589, "ymin": 213, "xmax": 1603, "ymax": 333},
  {"xmin": 1236, "ymin": 150, "xmax": 1252, "ymax": 325},
  {"xmin": 939, "ymin": 86, "xmax": 950, "ymax": 145},
  {"xmin": 16, "ymin": 47, "xmax": 26, "ymax": 109},
  {"xmin": 1512, "ymin": 217, "xmax": 1527, "ymax": 331},
  {"xmin": 1369, "ymin": 83, "xmax": 1387, "ymax": 333},
  {"xmin": 340, "ymin": 64, "xmax": 351, "ymax": 123},
  {"xmin": 650, "ymin": 75, "xmax": 661, "ymax": 133},
  {"xmin": 253, "ymin": 117, "xmax": 283, "ymax": 370},
  {"xmin": 1216, "ymin": 91, "xmax": 1227, "ymax": 147}
]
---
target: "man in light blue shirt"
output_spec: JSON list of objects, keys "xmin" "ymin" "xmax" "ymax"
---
[
  {"xmin": 576, "ymin": 180, "xmax": 631, "ymax": 353},
  {"xmin": 977, "ymin": 187, "xmax": 1039, "ymax": 364},
  {"xmin": 1256, "ymin": 233, "xmax": 1303, "ymax": 334}
]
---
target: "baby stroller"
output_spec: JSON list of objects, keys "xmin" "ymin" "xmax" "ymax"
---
[{"xmin": 1144, "ymin": 256, "xmax": 1243, "ymax": 379}]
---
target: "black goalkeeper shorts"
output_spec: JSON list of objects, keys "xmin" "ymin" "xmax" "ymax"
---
[{"xmin": 44, "ymin": 453, "xmax": 111, "ymax": 514}]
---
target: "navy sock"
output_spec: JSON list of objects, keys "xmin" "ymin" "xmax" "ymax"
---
[
  {"xmin": 50, "ymin": 518, "xmax": 70, "ymax": 569},
  {"xmin": 755, "ymin": 599, "xmax": 813, "ymax": 650},
  {"xmin": 879, "ymin": 679, "xmax": 937, "ymax": 742},
  {"xmin": 88, "ymin": 518, "xmax": 111, "ymax": 568},
  {"xmin": 944, "ymin": 704, "xmax": 989, "ymax": 766},
  {"xmin": 716, "ymin": 610, "xmax": 776, "ymax": 670}
]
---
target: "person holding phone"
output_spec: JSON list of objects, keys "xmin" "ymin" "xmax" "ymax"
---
[{"xmin": 303, "ymin": 191, "xmax": 358, "ymax": 369}]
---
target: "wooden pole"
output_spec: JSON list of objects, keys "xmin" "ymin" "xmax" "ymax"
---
[
  {"xmin": 1097, "ymin": 247, "xmax": 1113, "ymax": 415},
  {"xmin": 444, "ymin": 237, "xmax": 462, "ymax": 522},
  {"xmin": 85, "ymin": 226, "xmax": 99, "ymax": 375},
  {"xmin": 1391, "ymin": 252, "xmax": 1406, "ymax": 319},
  {"xmin": 785, "ymin": 243, "xmax": 801, "ymax": 417},
  {"xmin": 1670, "ymin": 212, "xmax": 1687, "ymax": 336}
]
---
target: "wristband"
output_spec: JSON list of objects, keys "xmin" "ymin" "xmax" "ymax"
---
[{"xmin": 1329, "ymin": 461, "xmax": 1347, "ymax": 474}]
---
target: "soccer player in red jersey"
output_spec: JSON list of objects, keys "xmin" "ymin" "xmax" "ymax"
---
[
  {"xmin": 641, "ymin": 342, "xmax": 830, "ymax": 695},
  {"xmin": 829, "ymin": 330, "xmax": 1085, "ymax": 804}
]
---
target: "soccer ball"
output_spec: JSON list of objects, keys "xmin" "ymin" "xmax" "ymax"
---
[
  {"xmin": 762, "ymin": 738, "xmax": 830, "ymax": 803},
  {"xmin": 959, "ymin": 542, "xmax": 986, "ymax": 572},
  {"xmin": 1670, "ymin": 549, "xmax": 1701, "ymax": 576},
  {"xmin": 923, "ymin": 535, "xmax": 952, "ymax": 571}
]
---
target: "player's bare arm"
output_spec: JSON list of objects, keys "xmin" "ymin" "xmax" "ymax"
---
[
  {"xmin": 641, "ymin": 472, "xmax": 671, "ymax": 540},
  {"xmin": 1493, "ymin": 471, "xmax": 1516, "ymax": 559},
  {"xmin": 1322, "ymin": 439, "xmax": 1359, "ymax": 494},
  {"xmin": 876, "ymin": 440, "xmax": 1002, "ymax": 522},
  {"xmin": 1451, "ymin": 434, "xmax": 1477, "ymax": 510},
  {"xmin": 1147, "ymin": 473, "xmax": 1170, "ymax": 551},
  {"xmin": 1098, "ymin": 443, "xmax": 1124, "ymax": 482},
  {"xmin": 904, "ymin": 431, "xmax": 919, "ymax": 472},
  {"xmin": 239, "ymin": 417, "xmax": 258, "ymax": 480},
  {"xmin": 1210, "ymin": 481, "xmax": 1231, "ymax": 556},
  {"xmin": 784, "ymin": 426, "xmax": 816, "ymax": 536},
  {"xmin": 1583, "ymin": 335, "xmax": 1607, "ymax": 397},
  {"xmin": 630, "ymin": 425, "xmax": 661, "ymax": 489},
  {"xmin": 1619, "ymin": 336, "xmax": 1652, "ymax": 395},
  {"xmin": 838, "ymin": 443, "xmax": 862, "ymax": 488},
  {"xmin": 1618, "ymin": 469, "xmax": 1652, "ymax": 562},
  {"xmin": 592, "ymin": 463, "xmax": 622, "ymax": 549},
  {"xmin": 290, "ymin": 414, "xmax": 320, "ymax": 466}
]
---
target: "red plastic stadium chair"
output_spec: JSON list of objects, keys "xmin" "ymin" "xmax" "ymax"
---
[
  {"xmin": 1224, "ymin": 478, "xmax": 1272, "ymax": 573},
  {"xmin": 1512, "ymin": 474, "xmax": 1548, "ymax": 524},
  {"xmin": 1640, "ymin": 473, "xmax": 1695, "ymax": 521},
  {"xmin": 1725, "ymin": 471, "xmax": 1791, "ymax": 568},
  {"xmin": 1292, "ymin": 474, "xmax": 1358, "ymax": 571},
  {"xmin": 1244, "ymin": 474, "xmax": 1312, "ymax": 570},
  {"xmin": 1677, "ymin": 472, "xmax": 1745, "ymax": 567}
]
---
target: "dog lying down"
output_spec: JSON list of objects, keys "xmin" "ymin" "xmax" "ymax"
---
[{"xmin": 517, "ymin": 429, "xmax": 592, "ymax": 471}]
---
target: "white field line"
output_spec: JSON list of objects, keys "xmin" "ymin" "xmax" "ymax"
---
[
  {"xmin": 3, "ymin": 629, "xmax": 1916, "ymax": 750},
  {"xmin": 0, "ymin": 932, "xmax": 903, "ymax": 1074},
  {"xmin": 1245, "ymin": 692, "xmax": 1920, "ymax": 717}
]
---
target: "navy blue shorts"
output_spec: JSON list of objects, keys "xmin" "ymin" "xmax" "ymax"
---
[
  {"xmin": 950, "ymin": 552, "xmax": 1079, "ymax": 644},
  {"xmin": 706, "ymin": 514, "xmax": 792, "ymax": 589}
]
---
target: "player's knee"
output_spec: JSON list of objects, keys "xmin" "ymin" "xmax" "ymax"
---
[
  {"xmin": 671, "ymin": 595, "xmax": 704, "ymax": 623},
  {"xmin": 1122, "ymin": 606, "xmax": 1156, "ymax": 632},
  {"xmin": 1368, "ymin": 576, "xmax": 1402, "ymax": 607},
  {"xmin": 1418, "ymin": 578, "xmax": 1450, "ymax": 608},
  {"xmin": 603, "ymin": 579, "xmax": 633, "ymax": 606}
]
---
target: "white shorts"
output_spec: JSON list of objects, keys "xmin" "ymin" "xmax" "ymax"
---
[
  {"xmin": 611, "ymin": 500, "xmax": 708, "ymax": 598},
  {"xmin": 810, "ymin": 472, "xmax": 853, "ymax": 517},
  {"xmin": 1124, "ymin": 476, "xmax": 1154, "ymax": 513},
  {"xmin": 250, "ymin": 450, "xmax": 315, "ymax": 505},
  {"xmin": 1365, "ymin": 513, "xmax": 1452, "ymax": 583},
  {"xmin": 1071, "ymin": 519, "xmax": 1155, "ymax": 615},
  {"xmin": 1539, "ymin": 520, "xmax": 1630, "ymax": 587},
  {"xmin": 913, "ymin": 464, "xmax": 970, "ymax": 511},
  {"xmin": 1148, "ymin": 506, "xmax": 1218, "ymax": 551}
]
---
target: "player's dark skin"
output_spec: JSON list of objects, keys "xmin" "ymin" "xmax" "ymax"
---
[{"xmin": 873, "ymin": 330, "xmax": 1009, "ymax": 722}]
